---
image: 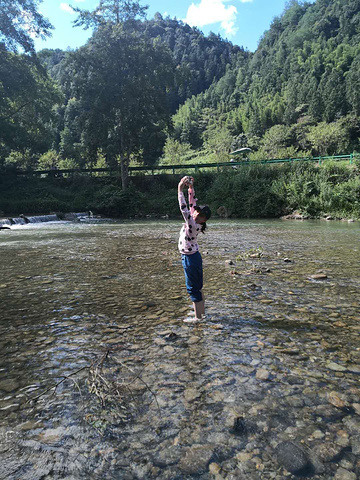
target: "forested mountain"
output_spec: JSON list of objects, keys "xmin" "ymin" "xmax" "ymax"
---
[
  {"xmin": 171, "ymin": 0, "xmax": 360, "ymax": 160},
  {"xmin": 1, "ymin": 0, "xmax": 360, "ymax": 178},
  {"xmin": 39, "ymin": 15, "xmax": 245, "ymax": 112},
  {"xmin": 142, "ymin": 15, "xmax": 247, "ymax": 109}
]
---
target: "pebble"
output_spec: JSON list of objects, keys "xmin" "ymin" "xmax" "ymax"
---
[
  {"xmin": 18, "ymin": 420, "xmax": 43, "ymax": 431},
  {"xmin": 188, "ymin": 336, "xmax": 201, "ymax": 345},
  {"xmin": 209, "ymin": 462, "xmax": 221, "ymax": 474},
  {"xmin": 163, "ymin": 345, "xmax": 175, "ymax": 354},
  {"xmin": 184, "ymin": 388, "xmax": 202, "ymax": 403},
  {"xmin": 328, "ymin": 391, "xmax": 348, "ymax": 408},
  {"xmin": 343, "ymin": 417, "xmax": 360, "ymax": 435},
  {"xmin": 334, "ymin": 467, "xmax": 357, "ymax": 480},
  {"xmin": 0, "ymin": 379, "xmax": 19, "ymax": 393},
  {"xmin": 37, "ymin": 427, "xmax": 65, "ymax": 444},
  {"xmin": 286, "ymin": 396, "xmax": 304, "ymax": 408},
  {"xmin": 327, "ymin": 362, "xmax": 347, "ymax": 372},
  {"xmin": 153, "ymin": 442, "xmax": 182, "ymax": 467},
  {"xmin": 158, "ymin": 330, "xmax": 174, "ymax": 336},
  {"xmin": 347, "ymin": 364, "xmax": 360, "ymax": 374},
  {"xmin": 236, "ymin": 452, "xmax": 252, "ymax": 462},
  {"xmin": 209, "ymin": 324, "xmax": 223, "ymax": 330},
  {"xmin": 350, "ymin": 436, "xmax": 360, "ymax": 455},
  {"xmin": 256, "ymin": 369, "xmax": 270, "ymax": 381}
]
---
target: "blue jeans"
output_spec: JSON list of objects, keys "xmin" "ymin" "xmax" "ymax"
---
[{"xmin": 182, "ymin": 251, "xmax": 203, "ymax": 303}]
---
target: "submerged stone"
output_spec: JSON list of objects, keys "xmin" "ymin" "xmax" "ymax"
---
[
  {"xmin": 178, "ymin": 444, "xmax": 214, "ymax": 475},
  {"xmin": 276, "ymin": 441, "xmax": 313, "ymax": 475},
  {"xmin": 334, "ymin": 467, "xmax": 357, "ymax": 480},
  {"xmin": 0, "ymin": 379, "xmax": 19, "ymax": 393},
  {"xmin": 328, "ymin": 391, "xmax": 349, "ymax": 409},
  {"xmin": 256, "ymin": 369, "xmax": 270, "ymax": 381},
  {"xmin": 37, "ymin": 427, "xmax": 66, "ymax": 445},
  {"xmin": 327, "ymin": 362, "xmax": 347, "ymax": 372},
  {"xmin": 153, "ymin": 442, "xmax": 182, "ymax": 467}
]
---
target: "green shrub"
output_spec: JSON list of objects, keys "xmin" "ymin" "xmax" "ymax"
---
[{"xmin": 0, "ymin": 161, "xmax": 358, "ymax": 219}]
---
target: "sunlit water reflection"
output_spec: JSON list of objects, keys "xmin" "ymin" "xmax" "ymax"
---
[{"xmin": 0, "ymin": 219, "xmax": 359, "ymax": 479}]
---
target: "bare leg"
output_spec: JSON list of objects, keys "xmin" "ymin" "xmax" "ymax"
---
[{"xmin": 193, "ymin": 290, "xmax": 205, "ymax": 319}]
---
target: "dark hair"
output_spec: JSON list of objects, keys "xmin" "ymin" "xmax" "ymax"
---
[{"xmin": 194, "ymin": 206, "xmax": 207, "ymax": 233}]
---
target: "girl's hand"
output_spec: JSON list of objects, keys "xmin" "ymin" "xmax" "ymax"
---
[
  {"xmin": 179, "ymin": 176, "xmax": 189, "ymax": 186},
  {"xmin": 178, "ymin": 177, "xmax": 187, "ymax": 191}
]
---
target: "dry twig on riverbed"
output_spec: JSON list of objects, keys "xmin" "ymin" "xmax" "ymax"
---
[{"xmin": 27, "ymin": 349, "xmax": 161, "ymax": 423}]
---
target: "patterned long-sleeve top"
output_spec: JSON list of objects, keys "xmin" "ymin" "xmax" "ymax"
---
[{"xmin": 178, "ymin": 187, "xmax": 202, "ymax": 255}]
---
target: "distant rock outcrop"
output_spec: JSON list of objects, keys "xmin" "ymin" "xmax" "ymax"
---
[{"xmin": 217, "ymin": 206, "xmax": 231, "ymax": 218}]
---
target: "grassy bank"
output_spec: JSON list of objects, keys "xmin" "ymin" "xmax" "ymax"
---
[{"xmin": 1, "ymin": 161, "xmax": 359, "ymax": 219}]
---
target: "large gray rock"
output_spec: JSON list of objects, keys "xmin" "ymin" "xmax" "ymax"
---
[
  {"xmin": 153, "ymin": 442, "xmax": 182, "ymax": 467},
  {"xmin": 178, "ymin": 444, "xmax": 214, "ymax": 475},
  {"xmin": 276, "ymin": 441, "xmax": 313, "ymax": 475},
  {"xmin": 217, "ymin": 206, "xmax": 231, "ymax": 218}
]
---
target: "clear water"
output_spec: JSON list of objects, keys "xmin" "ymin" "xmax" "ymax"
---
[{"xmin": 0, "ymin": 219, "xmax": 359, "ymax": 479}]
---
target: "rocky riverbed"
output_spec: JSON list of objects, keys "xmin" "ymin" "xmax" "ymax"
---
[{"xmin": 0, "ymin": 219, "xmax": 359, "ymax": 479}]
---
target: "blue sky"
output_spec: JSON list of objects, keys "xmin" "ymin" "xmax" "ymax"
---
[{"xmin": 34, "ymin": 0, "xmax": 312, "ymax": 52}]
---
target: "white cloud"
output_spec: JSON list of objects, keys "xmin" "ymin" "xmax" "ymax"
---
[
  {"xmin": 60, "ymin": 3, "xmax": 76, "ymax": 14},
  {"xmin": 184, "ymin": 0, "xmax": 241, "ymax": 37}
]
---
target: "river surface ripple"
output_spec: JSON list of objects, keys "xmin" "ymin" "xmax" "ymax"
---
[{"xmin": 0, "ymin": 219, "xmax": 359, "ymax": 479}]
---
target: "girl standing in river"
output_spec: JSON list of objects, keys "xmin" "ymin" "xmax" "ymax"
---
[{"xmin": 178, "ymin": 176, "xmax": 211, "ymax": 323}]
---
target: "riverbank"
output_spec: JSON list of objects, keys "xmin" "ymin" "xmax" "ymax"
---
[{"xmin": 1, "ymin": 161, "xmax": 359, "ymax": 220}]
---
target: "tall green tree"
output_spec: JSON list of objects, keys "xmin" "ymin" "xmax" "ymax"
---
[
  {"xmin": 0, "ymin": 1, "xmax": 59, "ymax": 163},
  {"xmin": 61, "ymin": 0, "xmax": 176, "ymax": 189},
  {"xmin": 64, "ymin": 18, "xmax": 174, "ymax": 188},
  {"xmin": 0, "ymin": 0, "xmax": 53, "ymax": 54},
  {"xmin": 0, "ymin": 47, "xmax": 61, "ymax": 162},
  {"xmin": 71, "ymin": 0, "xmax": 147, "ymax": 28}
]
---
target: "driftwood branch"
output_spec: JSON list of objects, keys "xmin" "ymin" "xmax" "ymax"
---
[
  {"xmin": 112, "ymin": 357, "xmax": 161, "ymax": 416},
  {"xmin": 28, "ymin": 349, "xmax": 110, "ymax": 403},
  {"xmin": 27, "ymin": 348, "xmax": 161, "ymax": 429}
]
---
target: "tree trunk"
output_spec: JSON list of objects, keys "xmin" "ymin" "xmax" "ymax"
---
[{"xmin": 120, "ymin": 156, "xmax": 129, "ymax": 190}]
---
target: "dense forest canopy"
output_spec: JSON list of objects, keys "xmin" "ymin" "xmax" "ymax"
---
[
  {"xmin": 171, "ymin": 0, "xmax": 360, "ymax": 162},
  {"xmin": 1, "ymin": 0, "xmax": 360, "ymax": 183}
]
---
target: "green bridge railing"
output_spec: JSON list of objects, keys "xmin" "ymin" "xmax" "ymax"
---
[{"xmin": 13, "ymin": 153, "xmax": 357, "ymax": 177}]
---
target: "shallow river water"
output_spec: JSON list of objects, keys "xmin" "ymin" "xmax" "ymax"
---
[{"xmin": 0, "ymin": 219, "xmax": 359, "ymax": 480}]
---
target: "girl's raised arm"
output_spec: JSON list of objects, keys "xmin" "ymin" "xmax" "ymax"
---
[
  {"xmin": 188, "ymin": 179, "xmax": 197, "ymax": 215},
  {"xmin": 178, "ymin": 177, "xmax": 194, "ymax": 224}
]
